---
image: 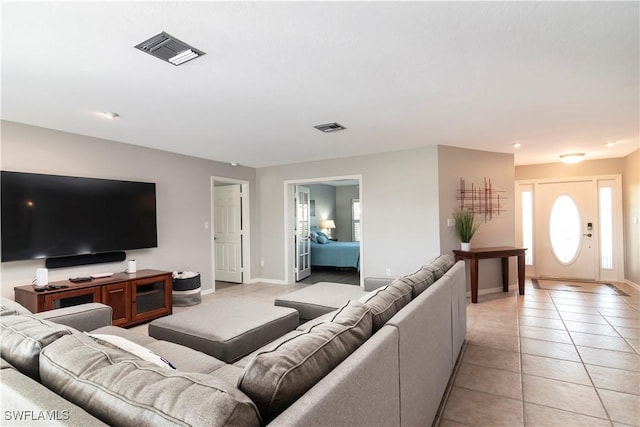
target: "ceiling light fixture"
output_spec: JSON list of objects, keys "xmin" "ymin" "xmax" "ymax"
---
[
  {"xmin": 559, "ymin": 153, "xmax": 585, "ymax": 164},
  {"xmin": 230, "ymin": 162, "xmax": 239, "ymax": 167},
  {"xmin": 512, "ymin": 143, "xmax": 522, "ymax": 148},
  {"xmin": 605, "ymin": 141, "xmax": 616, "ymax": 148},
  {"xmin": 314, "ymin": 123, "xmax": 347, "ymax": 133},
  {"xmin": 102, "ymin": 112, "xmax": 119, "ymax": 119}
]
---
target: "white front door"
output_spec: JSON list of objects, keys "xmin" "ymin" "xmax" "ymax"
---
[
  {"xmin": 214, "ymin": 184, "xmax": 243, "ymax": 283},
  {"xmin": 536, "ymin": 180, "xmax": 596, "ymax": 280},
  {"xmin": 295, "ymin": 185, "xmax": 311, "ymax": 281}
]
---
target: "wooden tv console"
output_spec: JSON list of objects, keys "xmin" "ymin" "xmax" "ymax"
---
[{"xmin": 14, "ymin": 269, "xmax": 172, "ymax": 328}]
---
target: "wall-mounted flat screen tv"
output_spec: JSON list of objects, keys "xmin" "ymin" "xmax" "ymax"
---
[{"xmin": 1, "ymin": 171, "xmax": 157, "ymax": 262}]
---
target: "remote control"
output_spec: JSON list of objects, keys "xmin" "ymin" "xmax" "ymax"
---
[
  {"xmin": 69, "ymin": 277, "xmax": 92, "ymax": 283},
  {"xmin": 90, "ymin": 272, "xmax": 114, "ymax": 279}
]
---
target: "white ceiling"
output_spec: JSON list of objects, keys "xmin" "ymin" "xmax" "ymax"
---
[{"xmin": 2, "ymin": 1, "xmax": 638, "ymax": 168}]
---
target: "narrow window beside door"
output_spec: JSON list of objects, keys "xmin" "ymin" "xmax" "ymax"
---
[
  {"xmin": 521, "ymin": 191, "xmax": 533, "ymax": 265},
  {"xmin": 599, "ymin": 187, "xmax": 613, "ymax": 270}
]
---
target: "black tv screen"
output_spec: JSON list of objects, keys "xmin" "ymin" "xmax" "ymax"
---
[{"xmin": 1, "ymin": 171, "xmax": 157, "ymax": 262}]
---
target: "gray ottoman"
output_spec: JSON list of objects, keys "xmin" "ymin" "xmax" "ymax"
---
[
  {"xmin": 148, "ymin": 299, "xmax": 299, "ymax": 363},
  {"xmin": 274, "ymin": 282, "xmax": 368, "ymax": 321}
]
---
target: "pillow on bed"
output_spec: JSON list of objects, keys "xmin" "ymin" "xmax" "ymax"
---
[
  {"xmin": 317, "ymin": 235, "xmax": 329, "ymax": 244},
  {"xmin": 310, "ymin": 231, "xmax": 318, "ymax": 242}
]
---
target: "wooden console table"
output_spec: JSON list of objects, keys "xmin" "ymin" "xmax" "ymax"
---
[
  {"xmin": 14, "ymin": 269, "xmax": 172, "ymax": 327},
  {"xmin": 452, "ymin": 246, "xmax": 527, "ymax": 303}
]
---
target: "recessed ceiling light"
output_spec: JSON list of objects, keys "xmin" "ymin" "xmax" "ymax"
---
[
  {"xmin": 314, "ymin": 123, "xmax": 347, "ymax": 133},
  {"xmin": 512, "ymin": 143, "xmax": 522, "ymax": 148},
  {"xmin": 230, "ymin": 162, "xmax": 239, "ymax": 167},
  {"xmin": 605, "ymin": 141, "xmax": 616, "ymax": 148},
  {"xmin": 102, "ymin": 112, "xmax": 119, "ymax": 119},
  {"xmin": 559, "ymin": 153, "xmax": 585, "ymax": 164}
]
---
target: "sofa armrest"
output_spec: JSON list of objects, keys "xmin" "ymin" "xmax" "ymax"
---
[
  {"xmin": 35, "ymin": 303, "xmax": 112, "ymax": 332},
  {"xmin": 363, "ymin": 277, "xmax": 395, "ymax": 291}
]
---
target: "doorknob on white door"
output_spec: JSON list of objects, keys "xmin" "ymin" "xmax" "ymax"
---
[{"xmin": 583, "ymin": 233, "xmax": 592, "ymax": 237}]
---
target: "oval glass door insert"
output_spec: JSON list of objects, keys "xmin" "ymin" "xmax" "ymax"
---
[{"xmin": 549, "ymin": 195, "xmax": 581, "ymax": 264}]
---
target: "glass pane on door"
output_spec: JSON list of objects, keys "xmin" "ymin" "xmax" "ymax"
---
[{"xmin": 549, "ymin": 195, "xmax": 581, "ymax": 264}]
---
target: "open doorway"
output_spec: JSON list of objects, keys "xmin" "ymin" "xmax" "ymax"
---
[
  {"xmin": 211, "ymin": 177, "xmax": 251, "ymax": 291},
  {"xmin": 284, "ymin": 175, "xmax": 363, "ymax": 287}
]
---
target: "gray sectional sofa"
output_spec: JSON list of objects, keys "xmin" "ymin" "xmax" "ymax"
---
[{"xmin": 0, "ymin": 255, "xmax": 466, "ymax": 427}]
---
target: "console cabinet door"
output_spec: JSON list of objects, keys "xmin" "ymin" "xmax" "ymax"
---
[
  {"xmin": 44, "ymin": 287, "xmax": 101, "ymax": 311},
  {"xmin": 131, "ymin": 275, "xmax": 172, "ymax": 323},
  {"xmin": 102, "ymin": 282, "xmax": 131, "ymax": 326}
]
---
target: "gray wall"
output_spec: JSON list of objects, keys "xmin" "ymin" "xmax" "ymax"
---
[
  {"xmin": 255, "ymin": 147, "xmax": 441, "ymax": 282},
  {"xmin": 438, "ymin": 145, "xmax": 516, "ymax": 293},
  {"xmin": 307, "ymin": 184, "xmax": 336, "ymax": 232},
  {"xmin": 0, "ymin": 121, "xmax": 256, "ymax": 298}
]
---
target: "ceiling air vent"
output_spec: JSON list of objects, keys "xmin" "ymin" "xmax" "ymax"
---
[
  {"xmin": 135, "ymin": 31, "xmax": 205, "ymax": 66},
  {"xmin": 314, "ymin": 122, "xmax": 347, "ymax": 133}
]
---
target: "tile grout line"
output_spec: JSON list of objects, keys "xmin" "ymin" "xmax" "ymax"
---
[
  {"xmin": 516, "ymin": 288, "xmax": 526, "ymax": 427},
  {"xmin": 546, "ymin": 287, "xmax": 615, "ymax": 425}
]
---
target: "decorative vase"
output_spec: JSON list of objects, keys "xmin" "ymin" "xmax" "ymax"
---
[{"xmin": 461, "ymin": 242, "xmax": 471, "ymax": 251}]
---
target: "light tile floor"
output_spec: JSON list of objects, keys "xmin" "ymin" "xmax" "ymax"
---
[{"xmin": 437, "ymin": 279, "xmax": 640, "ymax": 427}]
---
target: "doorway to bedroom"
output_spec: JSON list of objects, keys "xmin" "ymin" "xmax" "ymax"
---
[{"xmin": 284, "ymin": 175, "xmax": 363, "ymax": 286}]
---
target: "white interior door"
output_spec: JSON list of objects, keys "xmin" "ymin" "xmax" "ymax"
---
[
  {"xmin": 214, "ymin": 185, "xmax": 243, "ymax": 283},
  {"xmin": 295, "ymin": 185, "xmax": 311, "ymax": 281},
  {"xmin": 536, "ymin": 180, "xmax": 596, "ymax": 280}
]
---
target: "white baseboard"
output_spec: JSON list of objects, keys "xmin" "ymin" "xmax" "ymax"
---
[
  {"xmin": 466, "ymin": 284, "xmax": 518, "ymax": 298},
  {"xmin": 201, "ymin": 288, "xmax": 214, "ymax": 296},
  {"xmin": 624, "ymin": 279, "xmax": 640, "ymax": 290}
]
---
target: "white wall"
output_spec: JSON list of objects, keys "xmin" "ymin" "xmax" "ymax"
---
[
  {"xmin": 255, "ymin": 146, "xmax": 441, "ymax": 282},
  {"xmin": 438, "ymin": 145, "xmax": 516, "ymax": 293},
  {"xmin": 0, "ymin": 121, "xmax": 256, "ymax": 299}
]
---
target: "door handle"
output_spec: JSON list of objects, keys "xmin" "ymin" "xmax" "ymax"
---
[{"xmin": 583, "ymin": 233, "xmax": 592, "ymax": 237}]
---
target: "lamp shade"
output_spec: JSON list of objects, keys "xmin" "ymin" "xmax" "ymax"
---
[{"xmin": 320, "ymin": 220, "xmax": 336, "ymax": 229}]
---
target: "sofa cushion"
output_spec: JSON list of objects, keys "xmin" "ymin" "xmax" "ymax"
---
[
  {"xmin": 1, "ymin": 358, "xmax": 109, "ymax": 427},
  {"xmin": 399, "ymin": 267, "xmax": 436, "ymax": 298},
  {"xmin": 40, "ymin": 333, "xmax": 262, "ymax": 427},
  {"xmin": 296, "ymin": 300, "xmax": 371, "ymax": 332},
  {"xmin": 91, "ymin": 325, "xmax": 228, "ymax": 374},
  {"xmin": 238, "ymin": 301, "xmax": 372, "ymax": 422},
  {"xmin": 274, "ymin": 282, "xmax": 368, "ymax": 321},
  {"xmin": 424, "ymin": 254, "xmax": 456, "ymax": 281},
  {"xmin": 85, "ymin": 332, "xmax": 176, "ymax": 369},
  {"xmin": 360, "ymin": 279, "xmax": 413, "ymax": 331},
  {"xmin": 0, "ymin": 314, "xmax": 72, "ymax": 381},
  {"xmin": 91, "ymin": 325, "xmax": 158, "ymax": 346},
  {"xmin": 0, "ymin": 298, "xmax": 32, "ymax": 316}
]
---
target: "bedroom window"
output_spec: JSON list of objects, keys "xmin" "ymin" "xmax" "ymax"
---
[{"xmin": 352, "ymin": 199, "xmax": 361, "ymax": 242}]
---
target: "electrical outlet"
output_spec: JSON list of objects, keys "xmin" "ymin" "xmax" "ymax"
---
[
  {"xmin": 204, "ymin": 221, "xmax": 209, "ymax": 229},
  {"xmin": 447, "ymin": 218, "xmax": 455, "ymax": 227},
  {"xmin": 385, "ymin": 268, "xmax": 391, "ymax": 276}
]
